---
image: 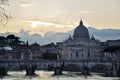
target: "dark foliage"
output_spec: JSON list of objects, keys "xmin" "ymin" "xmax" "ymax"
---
[
  {"xmin": 42, "ymin": 42, "xmax": 56, "ymax": 48},
  {"xmin": 103, "ymin": 46, "xmax": 120, "ymax": 53}
]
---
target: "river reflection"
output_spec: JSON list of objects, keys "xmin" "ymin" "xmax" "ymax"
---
[{"xmin": 0, "ymin": 71, "xmax": 119, "ymax": 80}]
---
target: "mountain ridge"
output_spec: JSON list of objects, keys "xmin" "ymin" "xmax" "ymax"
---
[{"xmin": 0, "ymin": 27, "xmax": 120, "ymax": 45}]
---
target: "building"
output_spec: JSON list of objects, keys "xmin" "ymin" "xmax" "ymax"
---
[
  {"xmin": 42, "ymin": 42, "xmax": 58, "ymax": 53},
  {"xmin": 57, "ymin": 20, "xmax": 102, "ymax": 60},
  {"xmin": 106, "ymin": 39, "xmax": 120, "ymax": 47},
  {"xmin": 30, "ymin": 42, "xmax": 44, "ymax": 59}
]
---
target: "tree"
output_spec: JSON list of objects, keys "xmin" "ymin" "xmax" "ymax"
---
[
  {"xmin": 0, "ymin": 0, "xmax": 9, "ymax": 5},
  {"xmin": 103, "ymin": 46, "xmax": 120, "ymax": 53},
  {"xmin": 0, "ymin": 0, "xmax": 10, "ymax": 27}
]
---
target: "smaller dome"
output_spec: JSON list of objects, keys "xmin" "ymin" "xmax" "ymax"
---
[
  {"xmin": 91, "ymin": 35, "xmax": 95, "ymax": 40},
  {"xmin": 68, "ymin": 35, "xmax": 73, "ymax": 41}
]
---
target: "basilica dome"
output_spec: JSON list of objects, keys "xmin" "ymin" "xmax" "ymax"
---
[{"xmin": 73, "ymin": 20, "xmax": 90, "ymax": 41}]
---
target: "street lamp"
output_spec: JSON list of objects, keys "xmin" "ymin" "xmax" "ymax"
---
[
  {"xmin": 54, "ymin": 53, "xmax": 62, "ymax": 75},
  {"xmin": 112, "ymin": 58, "xmax": 117, "ymax": 77}
]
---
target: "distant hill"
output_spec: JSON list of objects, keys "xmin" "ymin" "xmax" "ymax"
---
[
  {"xmin": 88, "ymin": 27, "xmax": 120, "ymax": 41},
  {"xmin": 0, "ymin": 27, "xmax": 120, "ymax": 45}
]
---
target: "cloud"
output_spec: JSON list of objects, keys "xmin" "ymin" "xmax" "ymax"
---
[
  {"xmin": 20, "ymin": 3, "xmax": 34, "ymax": 7},
  {"xmin": 0, "ymin": 0, "xmax": 9, "ymax": 5},
  {"xmin": 81, "ymin": 10, "xmax": 95, "ymax": 14},
  {"xmin": 31, "ymin": 21, "xmax": 64, "ymax": 28},
  {"xmin": 20, "ymin": 0, "xmax": 34, "ymax": 7},
  {"xmin": 21, "ymin": 20, "xmax": 72, "ymax": 28}
]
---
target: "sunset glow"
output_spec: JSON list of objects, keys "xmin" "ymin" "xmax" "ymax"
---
[{"xmin": 0, "ymin": 0, "xmax": 120, "ymax": 35}]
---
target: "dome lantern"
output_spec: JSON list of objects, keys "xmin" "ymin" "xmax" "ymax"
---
[{"xmin": 79, "ymin": 19, "xmax": 83, "ymax": 26}]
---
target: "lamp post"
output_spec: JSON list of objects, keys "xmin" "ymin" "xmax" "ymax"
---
[
  {"xmin": 112, "ymin": 58, "xmax": 117, "ymax": 77},
  {"xmin": 82, "ymin": 54, "xmax": 90, "ymax": 77},
  {"xmin": 54, "ymin": 53, "xmax": 62, "ymax": 75}
]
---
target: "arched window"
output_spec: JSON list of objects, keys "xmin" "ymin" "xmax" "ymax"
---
[
  {"xmin": 76, "ymin": 52, "xmax": 78, "ymax": 58},
  {"xmin": 71, "ymin": 53, "xmax": 72, "ymax": 59},
  {"xmin": 82, "ymin": 53, "xmax": 84, "ymax": 58}
]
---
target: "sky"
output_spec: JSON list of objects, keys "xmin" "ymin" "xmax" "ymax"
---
[{"xmin": 0, "ymin": 0, "xmax": 120, "ymax": 36}]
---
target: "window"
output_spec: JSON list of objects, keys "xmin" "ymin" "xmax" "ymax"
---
[
  {"xmin": 70, "ymin": 54, "xmax": 72, "ymax": 59},
  {"xmin": 76, "ymin": 52, "xmax": 78, "ymax": 58},
  {"xmin": 44, "ymin": 64, "xmax": 46, "ymax": 67},
  {"xmin": 82, "ymin": 53, "xmax": 84, "ymax": 58}
]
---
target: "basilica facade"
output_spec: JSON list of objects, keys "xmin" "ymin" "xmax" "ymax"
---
[{"xmin": 58, "ymin": 20, "xmax": 102, "ymax": 60}]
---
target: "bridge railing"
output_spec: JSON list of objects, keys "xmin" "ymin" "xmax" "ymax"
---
[
  {"xmin": 0, "ymin": 59, "xmax": 112, "ymax": 63},
  {"xmin": 0, "ymin": 59, "xmax": 48, "ymax": 63},
  {"xmin": 63, "ymin": 59, "xmax": 112, "ymax": 63}
]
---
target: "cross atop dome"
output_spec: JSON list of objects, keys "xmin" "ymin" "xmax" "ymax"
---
[{"xmin": 79, "ymin": 19, "xmax": 83, "ymax": 26}]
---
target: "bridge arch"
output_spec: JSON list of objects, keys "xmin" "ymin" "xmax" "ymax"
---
[
  {"xmin": 90, "ymin": 64, "xmax": 108, "ymax": 73},
  {"xmin": 9, "ymin": 64, "xmax": 21, "ymax": 71},
  {"xmin": 65, "ymin": 64, "xmax": 81, "ymax": 72}
]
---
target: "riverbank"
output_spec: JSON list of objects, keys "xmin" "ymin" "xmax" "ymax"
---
[{"xmin": 0, "ymin": 71, "xmax": 119, "ymax": 80}]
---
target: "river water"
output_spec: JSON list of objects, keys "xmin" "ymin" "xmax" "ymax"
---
[{"xmin": 0, "ymin": 71, "xmax": 119, "ymax": 80}]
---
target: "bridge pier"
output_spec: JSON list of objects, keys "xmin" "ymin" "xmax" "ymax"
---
[
  {"xmin": 25, "ymin": 64, "xmax": 37, "ymax": 76},
  {"xmin": 82, "ymin": 66, "xmax": 90, "ymax": 75},
  {"xmin": 116, "ymin": 62, "xmax": 120, "ymax": 77},
  {"xmin": 0, "ymin": 67, "xmax": 9, "ymax": 77},
  {"xmin": 21, "ymin": 64, "xmax": 37, "ymax": 76},
  {"xmin": 54, "ymin": 66, "xmax": 62, "ymax": 75},
  {"xmin": 117, "ymin": 68, "xmax": 120, "ymax": 77}
]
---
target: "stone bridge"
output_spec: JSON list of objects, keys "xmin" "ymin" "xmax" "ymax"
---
[
  {"xmin": 64, "ymin": 60, "xmax": 112, "ymax": 73},
  {"xmin": 0, "ymin": 59, "xmax": 114, "ymax": 73},
  {"xmin": 1, "ymin": 59, "xmax": 120, "ymax": 76}
]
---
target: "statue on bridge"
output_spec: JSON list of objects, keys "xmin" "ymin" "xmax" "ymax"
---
[
  {"xmin": 54, "ymin": 66, "xmax": 63, "ymax": 75},
  {"xmin": 20, "ymin": 63, "xmax": 37, "ymax": 76}
]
